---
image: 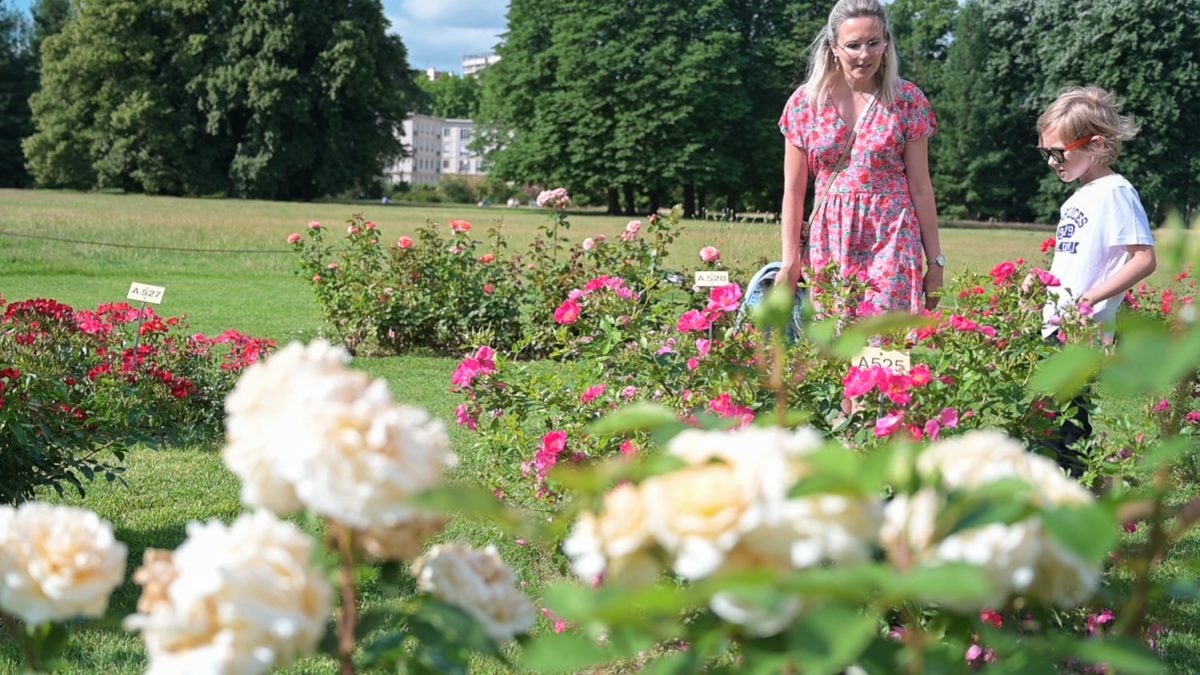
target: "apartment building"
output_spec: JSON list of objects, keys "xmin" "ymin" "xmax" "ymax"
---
[{"xmin": 386, "ymin": 114, "xmax": 487, "ymax": 187}]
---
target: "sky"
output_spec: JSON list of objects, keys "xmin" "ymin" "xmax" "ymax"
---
[{"xmin": 7, "ymin": 0, "xmax": 509, "ymax": 75}]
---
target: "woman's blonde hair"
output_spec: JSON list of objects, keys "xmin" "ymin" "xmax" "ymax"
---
[
  {"xmin": 1037, "ymin": 86, "xmax": 1140, "ymax": 165},
  {"xmin": 802, "ymin": 0, "xmax": 900, "ymax": 108}
]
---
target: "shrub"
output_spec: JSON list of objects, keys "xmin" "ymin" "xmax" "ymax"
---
[{"xmin": 0, "ymin": 295, "xmax": 273, "ymax": 504}]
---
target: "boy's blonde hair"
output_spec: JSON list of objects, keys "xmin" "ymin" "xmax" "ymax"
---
[
  {"xmin": 1037, "ymin": 86, "xmax": 1140, "ymax": 165},
  {"xmin": 802, "ymin": 0, "xmax": 900, "ymax": 108}
]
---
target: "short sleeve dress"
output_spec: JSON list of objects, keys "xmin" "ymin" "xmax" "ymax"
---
[{"xmin": 778, "ymin": 80, "xmax": 937, "ymax": 314}]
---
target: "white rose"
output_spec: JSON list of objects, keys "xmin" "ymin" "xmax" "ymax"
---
[
  {"xmin": 0, "ymin": 503, "xmax": 126, "ymax": 625},
  {"xmin": 562, "ymin": 483, "xmax": 659, "ymax": 585},
  {"xmin": 284, "ymin": 388, "xmax": 457, "ymax": 529},
  {"xmin": 883, "ymin": 431, "xmax": 1102, "ymax": 609},
  {"xmin": 356, "ymin": 511, "xmax": 448, "ymax": 562},
  {"xmin": 414, "ymin": 544, "xmax": 535, "ymax": 643},
  {"xmin": 641, "ymin": 462, "xmax": 762, "ymax": 580},
  {"xmin": 124, "ymin": 511, "xmax": 332, "ymax": 675},
  {"xmin": 222, "ymin": 340, "xmax": 351, "ymax": 514},
  {"xmin": 222, "ymin": 340, "xmax": 457, "ymax": 529}
]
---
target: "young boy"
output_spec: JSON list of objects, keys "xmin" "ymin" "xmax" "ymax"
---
[{"xmin": 1037, "ymin": 86, "xmax": 1157, "ymax": 338}]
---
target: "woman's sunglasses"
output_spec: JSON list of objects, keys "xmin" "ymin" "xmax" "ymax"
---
[{"xmin": 1036, "ymin": 136, "xmax": 1092, "ymax": 164}]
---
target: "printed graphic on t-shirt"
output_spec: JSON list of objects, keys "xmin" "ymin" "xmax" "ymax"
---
[{"xmin": 1056, "ymin": 206, "xmax": 1086, "ymax": 255}]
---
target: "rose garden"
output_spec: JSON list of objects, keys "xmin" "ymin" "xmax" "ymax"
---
[{"xmin": 2, "ymin": 190, "xmax": 1200, "ymax": 674}]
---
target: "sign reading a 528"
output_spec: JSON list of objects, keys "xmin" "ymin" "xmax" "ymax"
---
[
  {"xmin": 694, "ymin": 271, "xmax": 730, "ymax": 288},
  {"xmin": 127, "ymin": 282, "xmax": 166, "ymax": 305}
]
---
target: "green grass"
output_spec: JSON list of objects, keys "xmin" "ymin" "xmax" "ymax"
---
[{"xmin": 0, "ymin": 188, "xmax": 1194, "ymax": 673}]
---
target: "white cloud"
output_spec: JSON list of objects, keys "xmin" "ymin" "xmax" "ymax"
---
[{"xmin": 387, "ymin": 0, "xmax": 508, "ymax": 72}]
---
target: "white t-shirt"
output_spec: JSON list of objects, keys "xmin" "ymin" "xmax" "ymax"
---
[{"xmin": 1042, "ymin": 173, "xmax": 1154, "ymax": 336}]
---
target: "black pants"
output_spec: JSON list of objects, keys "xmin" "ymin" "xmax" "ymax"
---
[{"xmin": 1040, "ymin": 331, "xmax": 1093, "ymax": 476}]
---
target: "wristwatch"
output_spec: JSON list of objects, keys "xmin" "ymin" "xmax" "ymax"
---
[{"xmin": 932, "ymin": 254, "xmax": 947, "ymax": 268}]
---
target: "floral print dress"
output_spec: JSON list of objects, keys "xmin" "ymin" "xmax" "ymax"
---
[{"xmin": 778, "ymin": 79, "xmax": 937, "ymax": 314}]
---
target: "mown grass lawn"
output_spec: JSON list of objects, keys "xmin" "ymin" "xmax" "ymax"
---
[{"xmin": 1, "ymin": 188, "xmax": 1196, "ymax": 673}]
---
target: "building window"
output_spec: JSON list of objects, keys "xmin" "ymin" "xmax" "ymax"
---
[
  {"xmin": 443, "ymin": 160, "xmax": 450, "ymax": 169},
  {"xmin": 443, "ymin": 128, "xmax": 451, "ymax": 137},
  {"xmin": 461, "ymin": 130, "xmax": 472, "ymax": 142}
]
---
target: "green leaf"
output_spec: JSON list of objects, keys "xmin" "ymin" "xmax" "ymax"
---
[
  {"xmin": 1063, "ymin": 637, "xmax": 1166, "ymax": 675},
  {"xmin": 885, "ymin": 564, "xmax": 994, "ymax": 606},
  {"xmin": 519, "ymin": 633, "xmax": 612, "ymax": 673},
  {"xmin": 1030, "ymin": 345, "xmax": 1105, "ymax": 401},
  {"xmin": 1042, "ymin": 503, "xmax": 1118, "ymax": 565},
  {"xmin": 784, "ymin": 603, "xmax": 877, "ymax": 675},
  {"xmin": 1138, "ymin": 437, "xmax": 1194, "ymax": 472},
  {"xmin": 587, "ymin": 403, "xmax": 685, "ymax": 437},
  {"xmin": 752, "ymin": 284, "xmax": 796, "ymax": 336}
]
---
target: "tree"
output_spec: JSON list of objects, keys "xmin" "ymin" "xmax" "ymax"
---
[
  {"xmin": 887, "ymin": 0, "xmax": 957, "ymax": 100},
  {"xmin": 0, "ymin": 1, "xmax": 35, "ymax": 186},
  {"xmin": 933, "ymin": 0, "xmax": 1044, "ymax": 222},
  {"xmin": 23, "ymin": 0, "xmax": 413, "ymax": 200},
  {"xmin": 414, "ymin": 73, "xmax": 482, "ymax": 119},
  {"xmin": 1028, "ymin": 0, "xmax": 1200, "ymax": 222},
  {"xmin": 29, "ymin": 0, "xmax": 69, "ymax": 65},
  {"xmin": 479, "ymin": 0, "xmax": 825, "ymax": 216}
]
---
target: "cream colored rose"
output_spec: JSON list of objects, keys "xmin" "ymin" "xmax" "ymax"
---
[
  {"xmin": 124, "ymin": 511, "xmax": 332, "ymax": 675},
  {"xmin": 667, "ymin": 426, "xmax": 824, "ymax": 513},
  {"xmin": 882, "ymin": 431, "xmax": 1102, "ymax": 610},
  {"xmin": 356, "ymin": 511, "xmax": 448, "ymax": 562},
  {"xmin": 414, "ymin": 544, "xmax": 535, "ymax": 643},
  {"xmin": 562, "ymin": 483, "xmax": 659, "ymax": 585},
  {"xmin": 0, "ymin": 503, "xmax": 126, "ymax": 625},
  {"xmin": 642, "ymin": 462, "xmax": 762, "ymax": 580},
  {"xmin": 284, "ymin": 386, "xmax": 457, "ymax": 529},
  {"xmin": 222, "ymin": 340, "xmax": 352, "ymax": 514},
  {"xmin": 222, "ymin": 340, "xmax": 458, "ymax": 530}
]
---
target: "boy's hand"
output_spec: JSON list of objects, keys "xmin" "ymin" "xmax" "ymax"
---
[{"xmin": 924, "ymin": 266, "xmax": 944, "ymax": 310}]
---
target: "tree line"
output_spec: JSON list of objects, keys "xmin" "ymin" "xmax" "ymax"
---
[
  {"xmin": 479, "ymin": 0, "xmax": 1199, "ymax": 223},
  {"xmin": 1, "ymin": 0, "xmax": 1197, "ymax": 222},
  {"xmin": 0, "ymin": 0, "xmax": 414, "ymax": 201}
]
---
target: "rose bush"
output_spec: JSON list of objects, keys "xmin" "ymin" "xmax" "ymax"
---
[
  {"xmin": 0, "ymin": 295, "xmax": 273, "ymax": 504},
  {"xmin": 291, "ymin": 199, "xmax": 700, "ymax": 357}
]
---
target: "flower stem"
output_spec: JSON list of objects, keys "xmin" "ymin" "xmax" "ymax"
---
[{"xmin": 334, "ymin": 522, "xmax": 358, "ymax": 675}]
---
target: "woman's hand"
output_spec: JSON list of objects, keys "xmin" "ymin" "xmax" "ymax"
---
[
  {"xmin": 923, "ymin": 265, "xmax": 944, "ymax": 310},
  {"xmin": 775, "ymin": 262, "xmax": 803, "ymax": 292}
]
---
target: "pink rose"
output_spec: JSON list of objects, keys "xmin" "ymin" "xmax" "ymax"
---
[
  {"xmin": 450, "ymin": 219, "xmax": 472, "ymax": 234},
  {"xmin": 707, "ymin": 284, "xmax": 743, "ymax": 313},
  {"xmin": 307, "ymin": 220, "xmax": 321, "ymax": 230},
  {"xmin": 842, "ymin": 366, "xmax": 878, "ymax": 399},
  {"xmin": 908, "ymin": 364, "xmax": 932, "ymax": 387},
  {"xmin": 991, "ymin": 261, "xmax": 1017, "ymax": 285},
  {"xmin": 455, "ymin": 403, "xmax": 478, "ymax": 430},
  {"xmin": 287, "ymin": 232, "xmax": 301, "ymax": 244},
  {"xmin": 554, "ymin": 298, "xmax": 582, "ymax": 325},
  {"xmin": 677, "ymin": 310, "xmax": 712, "ymax": 333},
  {"xmin": 1032, "ymin": 268, "xmax": 1061, "ymax": 287},
  {"xmin": 365, "ymin": 221, "xmax": 378, "ymax": 230},
  {"xmin": 686, "ymin": 357, "xmax": 700, "ymax": 371},
  {"xmin": 582, "ymin": 238, "xmax": 595, "ymax": 251},
  {"xmin": 622, "ymin": 386, "xmax": 638, "ymax": 399},
  {"xmin": 483, "ymin": 284, "xmax": 495, "ymax": 295},
  {"xmin": 695, "ymin": 338, "xmax": 711, "ymax": 357},
  {"xmin": 479, "ymin": 253, "xmax": 495, "ymax": 264},
  {"xmin": 938, "ymin": 407, "xmax": 960, "ymax": 429},
  {"xmin": 874, "ymin": 411, "xmax": 905, "ymax": 438},
  {"xmin": 620, "ymin": 440, "xmax": 637, "ymax": 456},
  {"xmin": 348, "ymin": 225, "xmax": 361, "ymax": 235},
  {"xmin": 923, "ymin": 419, "xmax": 942, "ymax": 441},
  {"xmin": 397, "ymin": 236, "xmax": 414, "ymax": 249},
  {"xmin": 699, "ymin": 246, "xmax": 720, "ymax": 263},
  {"xmin": 311, "ymin": 274, "xmax": 321, "ymax": 283},
  {"xmin": 580, "ymin": 384, "xmax": 606, "ymax": 404}
]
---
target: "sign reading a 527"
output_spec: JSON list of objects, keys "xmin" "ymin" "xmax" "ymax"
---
[{"xmin": 127, "ymin": 282, "xmax": 166, "ymax": 305}]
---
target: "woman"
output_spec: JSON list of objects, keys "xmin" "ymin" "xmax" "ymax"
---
[{"xmin": 777, "ymin": 0, "xmax": 944, "ymax": 314}]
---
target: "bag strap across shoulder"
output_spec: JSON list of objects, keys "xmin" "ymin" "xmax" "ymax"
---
[{"xmin": 807, "ymin": 94, "xmax": 878, "ymax": 225}]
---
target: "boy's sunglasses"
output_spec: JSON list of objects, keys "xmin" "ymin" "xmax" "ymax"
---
[{"xmin": 1036, "ymin": 136, "xmax": 1092, "ymax": 164}]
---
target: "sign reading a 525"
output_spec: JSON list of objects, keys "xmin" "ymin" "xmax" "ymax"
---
[{"xmin": 127, "ymin": 282, "xmax": 166, "ymax": 305}]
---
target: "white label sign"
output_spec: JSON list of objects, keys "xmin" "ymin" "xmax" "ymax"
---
[
  {"xmin": 127, "ymin": 282, "xmax": 166, "ymax": 305},
  {"xmin": 853, "ymin": 346, "xmax": 912, "ymax": 375},
  {"xmin": 694, "ymin": 270, "xmax": 730, "ymax": 288}
]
